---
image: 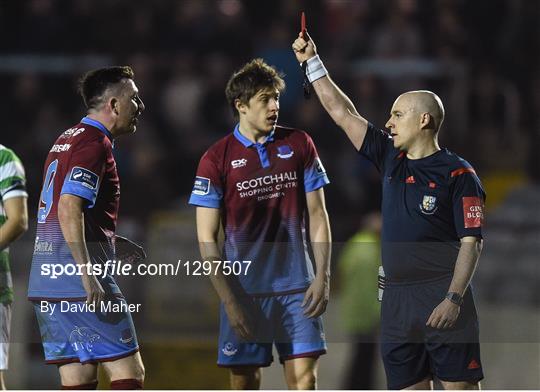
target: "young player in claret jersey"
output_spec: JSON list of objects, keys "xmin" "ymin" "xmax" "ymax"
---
[{"xmin": 189, "ymin": 59, "xmax": 331, "ymax": 389}]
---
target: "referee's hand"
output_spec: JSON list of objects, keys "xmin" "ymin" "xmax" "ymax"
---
[
  {"xmin": 426, "ymin": 298, "xmax": 460, "ymax": 329},
  {"xmin": 292, "ymin": 31, "xmax": 317, "ymax": 64}
]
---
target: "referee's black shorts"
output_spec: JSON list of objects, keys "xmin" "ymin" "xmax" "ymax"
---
[{"xmin": 380, "ymin": 277, "xmax": 484, "ymax": 390}]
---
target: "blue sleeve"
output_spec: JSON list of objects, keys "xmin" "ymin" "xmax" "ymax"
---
[
  {"xmin": 60, "ymin": 167, "xmax": 100, "ymax": 208},
  {"xmin": 188, "ymin": 151, "xmax": 223, "ymax": 209},
  {"xmin": 302, "ymin": 133, "xmax": 329, "ymax": 192},
  {"xmin": 304, "ymin": 157, "xmax": 330, "ymax": 192},
  {"xmin": 188, "ymin": 176, "xmax": 223, "ymax": 208},
  {"xmin": 358, "ymin": 123, "xmax": 393, "ymax": 173},
  {"xmin": 59, "ymin": 138, "xmax": 106, "ymax": 209}
]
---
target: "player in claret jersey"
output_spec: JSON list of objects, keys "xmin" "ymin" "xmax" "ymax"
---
[
  {"xmin": 293, "ymin": 32, "xmax": 486, "ymax": 390},
  {"xmin": 28, "ymin": 66, "xmax": 145, "ymax": 390},
  {"xmin": 189, "ymin": 59, "xmax": 331, "ymax": 389}
]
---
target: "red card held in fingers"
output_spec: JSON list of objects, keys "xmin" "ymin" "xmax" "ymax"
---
[{"xmin": 301, "ymin": 11, "xmax": 306, "ymax": 39}]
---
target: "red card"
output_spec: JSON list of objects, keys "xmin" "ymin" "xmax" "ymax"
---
[
  {"xmin": 462, "ymin": 197, "xmax": 484, "ymax": 228},
  {"xmin": 301, "ymin": 11, "xmax": 306, "ymax": 39}
]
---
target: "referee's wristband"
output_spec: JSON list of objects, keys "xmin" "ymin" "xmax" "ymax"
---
[{"xmin": 303, "ymin": 55, "xmax": 328, "ymax": 83}]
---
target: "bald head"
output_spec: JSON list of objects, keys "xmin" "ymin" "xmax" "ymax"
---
[{"xmin": 397, "ymin": 90, "xmax": 445, "ymax": 132}]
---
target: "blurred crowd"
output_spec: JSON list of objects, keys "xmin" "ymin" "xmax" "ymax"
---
[{"xmin": 1, "ymin": 0, "xmax": 538, "ymax": 240}]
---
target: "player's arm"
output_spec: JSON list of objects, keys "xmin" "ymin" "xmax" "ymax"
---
[
  {"xmin": 196, "ymin": 206, "xmax": 255, "ymax": 340},
  {"xmin": 302, "ymin": 188, "xmax": 332, "ymax": 318},
  {"xmin": 196, "ymin": 206, "xmax": 234, "ymax": 303},
  {"xmin": 0, "ymin": 196, "xmax": 28, "ymax": 251},
  {"xmin": 426, "ymin": 236, "xmax": 483, "ymax": 329},
  {"xmin": 58, "ymin": 194, "xmax": 105, "ymax": 305},
  {"xmin": 292, "ymin": 32, "xmax": 369, "ymax": 150}
]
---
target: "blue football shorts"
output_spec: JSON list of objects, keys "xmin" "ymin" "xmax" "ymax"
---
[
  {"xmin": 217, "ymin": 291, "xmax": 327, "ymax": 367},
  {"xmin": 33, "ymin": 297, "xmax": 139, "ymax": 364}
]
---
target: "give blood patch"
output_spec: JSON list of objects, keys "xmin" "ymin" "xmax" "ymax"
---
[{"xmin": 463, "ymin": 197, "xmax": 484, "ymax": 228}]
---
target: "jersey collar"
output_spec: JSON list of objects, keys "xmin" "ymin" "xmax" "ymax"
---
[
  {"xmin": 81, "ymin": 117, "xmax": 114, "ymax": 143},
  {"xmin": 233, "ymin": 124, "xmax": 274, "ymax": 147}
]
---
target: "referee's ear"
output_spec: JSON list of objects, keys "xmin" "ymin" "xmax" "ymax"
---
[{"xmin": 420, "ymin": 112, "xmax": 434, "ymax": 130}]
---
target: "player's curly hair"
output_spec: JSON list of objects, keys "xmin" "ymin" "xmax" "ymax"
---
[
  {"xmin": 225, "ymin": 58, "xmax": 285, "ymax": 119},
  {"xmin": 78, "ymin": 66, "xmax": 135, "ymax": 110}
]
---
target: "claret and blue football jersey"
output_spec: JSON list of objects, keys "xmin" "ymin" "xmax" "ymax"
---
[
  {"xmin": 189, "ymin": 124, "xmax": 329, "ymax": 295},
  {"xmin": 359, "ymin": 123, "xmax": 486, "ymax": 282},
  {"xmin": 28, "ymin": 117, "xmax": 122, "ymax": 300}
]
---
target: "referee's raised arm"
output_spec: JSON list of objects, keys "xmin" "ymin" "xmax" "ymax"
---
[{"xmin": 292, "ymin": 31, "xmax": 369, "ymax": 151}]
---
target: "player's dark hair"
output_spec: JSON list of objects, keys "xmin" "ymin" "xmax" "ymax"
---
[
  {"xmin": 225, "ymin": 59, "xmax": 285, "ymax": 119},
  {"xmin": 78, "ymin": 66, "xmax": 135, "ymax": 110}
]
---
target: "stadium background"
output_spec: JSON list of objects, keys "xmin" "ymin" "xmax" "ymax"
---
[{"xmin": 1, "ymin": 0, "xmax": 539, "ymax": 389}]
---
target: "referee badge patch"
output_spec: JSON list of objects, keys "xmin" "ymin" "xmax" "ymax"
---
[{"xmin": 419, "ymin": 195, "xmax": 438, "ymax": 215}]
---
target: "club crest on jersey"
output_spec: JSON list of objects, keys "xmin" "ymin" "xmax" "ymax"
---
[
  {"xmin": 419, "ymin": 195, "xmax": 438, "ymax": 214},
  {"xmin": 222, "ymin": 342, "xmax": 237, "ymax": 356},
  {"xmin": 277, "ymin": 145, "xmax": 294, "ymax": 159},
  {"xmin": 231, "ymin": 158, "xmax": 247, "ymax": 169}
]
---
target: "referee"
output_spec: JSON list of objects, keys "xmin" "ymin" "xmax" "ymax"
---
[{"xmin": 293, "ymin": 32, "xmax": 485, "ymax": 390}]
